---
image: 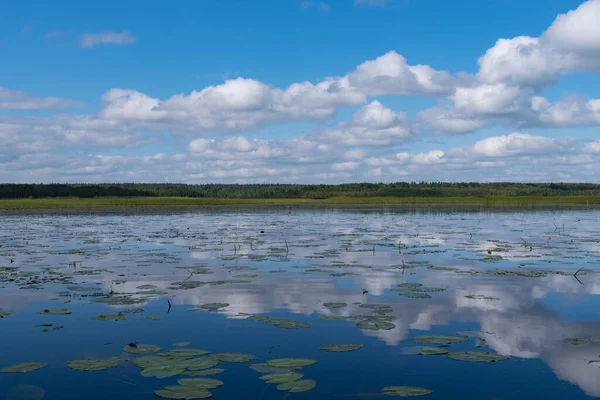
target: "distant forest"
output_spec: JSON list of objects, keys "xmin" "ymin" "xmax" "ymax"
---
[{"xmin": 1, "ymin": 183, "xmax": 600, "ymax": 199}]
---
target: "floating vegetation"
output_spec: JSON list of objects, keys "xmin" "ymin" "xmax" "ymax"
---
[
  {"xmin": 447, "ymin": 351, "xmax": 509, "ymax": 362},
  {"xmin": 320, "ymin": 344, "xmax": 363, "ymax": 352},
  {"xmin": 146, "ymin": 315, "xmax": 162, "ymax": 321},
  {"xmin": 319, "ymin": 316, "xmax": 348, "ymax": 321},
  {"xmin": 413, "ymin": 335, "xmax": 468, "ymax": 345},
  {"xmin": 418, "ymin": 347, "xmax": 448, "ymax": 356},
  {"xmin": 92, "ymin": 296, "xmax": 143, "ymax": 306},
  {"xmin": 356, "ymin": 317, "xmax": 396, "ymax": 331},
  {"xmin": 168, "ymin": 349, "xmax": 210, "ymax": 357},
  {"xmin": 66, "ymin": 286, "xmax": 100, "ymax": 292},
  {"xmin": 178, "ymin": 378, "xmax": 224, "ymax": 389},
  {"xmin": 563, "ymin": 337, "xmax": 589, "ymax": 345},
  {"xmin": 67, "ymin": 356, "xmax": 128, "ymax": 371},
  {"xmin": 249, "ymin": 363, "xmax": 293, "ymax": 374},
  {"xmin": 398, "ymin": 293, "xmax": 432, "ymax": 299},
  {"xmin": 213, "ymin": 353, "xmax": 256, "ymax": 363},
  {"xmin": 277, "ymin": 379, "xmax": 316, "ymax": 393},
  {"xmin": 0, "ymin": 311, "xmax": 15, "ymax": 318},
  {"xmin": 260, "ymin": 371, "xmax": 304, "ymax": 383},
  {"xmin": 91, "ymin": 313, "xmax": 126, "ymax": 321},
  {"xmin": 183, "ymin": 368, "xmax": 224, "ymax": 377},
  {"xmin": 2, "ymin": 362, "xmax": 48, "ymax": 373},
  {"xmin": 323, "ymin": 302, "xmax": 347, "ymax": 308},
  {"xmin": 187, "ymin": 357, "xmax": 219, "ymax": 370},
  {"xmin": 465, "ymin": 295, "xmax": 499, "ymax": 301},
  {"xmin": 383, "ymin": 386, "xmax": 432, "ymax": 397},
  {"xmin": 122, "ymin": 343, "xmax": 160, "ymax": 354},
  {"xmin": 267, "ymin": 358, "xmax": 317, "ymax": 368},
  {"xmin": 173, "ymin": 341, "xmax": 191, "ymax": 347},
  {"xmin": 246, "ymin": 315, "xmax": 311, "ymax": 329},
  {"xmin": 123, "ymin": 308, "xmax": 145, "ymax": 314},
  {"xmin": 37, "ymin": 308, "xmax": 71, "ymax": 315},
  {"xmin": 154, "ymin": 385, "xmax": 212, "ymax": 399},
  {"xmin": 476, "ymin": 338, "xmax": 487, "ymax": 348},
  {"xmin": 200, "ymin": 303, "xmax": 229, "ymax": 311}
]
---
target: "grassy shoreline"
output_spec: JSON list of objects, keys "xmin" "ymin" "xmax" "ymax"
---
[{"xmin": 2, "ymin": 196, "xmax": 600, "ymax": 210}]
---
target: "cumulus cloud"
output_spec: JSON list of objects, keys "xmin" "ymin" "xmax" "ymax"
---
[
  {"xmin": 0, "ymin": 87, "xmax": 83, "ymax": 110},
  {"xmin": 79, "ymin": 30, "xmax": 137, "ymax": 48}
]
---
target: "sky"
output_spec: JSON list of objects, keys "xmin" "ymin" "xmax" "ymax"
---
[{"xmin": 1, "ymin": 0, "xmax": 600, "ymax": 183}]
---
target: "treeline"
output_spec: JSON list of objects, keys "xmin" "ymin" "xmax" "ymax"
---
[{"xmin": 1, "ymin": 182, "xmax": 600, "ymax": 199}]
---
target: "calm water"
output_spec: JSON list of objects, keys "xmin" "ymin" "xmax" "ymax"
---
[{"xmin": 2, "ymin": 207, "xmax": 600, "ymax": 399}]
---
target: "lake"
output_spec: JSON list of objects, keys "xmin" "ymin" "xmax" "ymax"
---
[{"xmin": 2, "ymin": 207, "xmax": 600, "ymax": 399}]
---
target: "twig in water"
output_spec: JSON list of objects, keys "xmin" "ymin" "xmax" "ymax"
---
[
  {"xmin": 167, "ymin": 300, "xmax": 172, "ymax": 313},
  {"xmin": 574, "ymin": 268, "xmax": 584, "ymax": 285},
  {"xmin": 285, "ymin": 240, "xmax": 289, "ymax": 257}
]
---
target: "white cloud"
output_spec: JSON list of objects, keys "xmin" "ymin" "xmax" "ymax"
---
[
  {"xmin": 542, "ymin": 0, "xmax": 600, "ymax": 57},
  {"xmin": 79, "ymin": 30, "xmax": 137, "ymax": 48},
  {"xmin": 0, "ymin": 87, "xmax": 83, "ymax": 110},
  {"xmin": 472, "ymin": 133, "xmax": 565, "ymax": 157}
]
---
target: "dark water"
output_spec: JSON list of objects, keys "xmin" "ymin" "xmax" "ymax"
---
[{"xmin": 2, "ymin": 207, "xmax": 600, "ymax": 399}]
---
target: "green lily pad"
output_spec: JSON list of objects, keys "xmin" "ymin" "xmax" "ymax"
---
[
  {"xmin": 213, "ymin": 353, "xmax": 256, "ymax": 363},
  {"xmin": 413, "ymin": 335, "xmax": 468, "ymax": 345},
  {"xmin": 36, "ymin": 308, "xmax": 71, "ymax": 315},
  {"xmin": 476, "ymin": 338, "xmax": 486, "ymax": 348},
  {"xmin": 590, "ymin": 336, "xmax": 600, "ymax": 343},
  {"xmin": 259, "ymin": 372, "xmax": 304, "ymax": 384},
  {"xmin": 67, "ymin": 286, "xmax": 100, "ymax": 292},
  {"xmin": 67, "ymin": 356, "xmax": 128, "ymax": 371},
  {"xmin": 183, "ymin": 369, "xmax": 224, "ymax": 377},
  {"xmin": 392, "ymin": 287, "xmax": 445, "ymax": 293},
  {"xmin": 91, "ymin": 313, "xmax": 125, "ymax": 321},
  {"xmin": 2, "ymin": 362, "xmax": 48, "ymax": 373},
  {"xmin": 146, "ymin": 315, "xmax": 162, "ymax": 321},
  {"xmin": 137, "ymin": 284, "xmax": 157, "ymax": 290},
  {"xmin": 249, "ymin": 363, "xmax": 293, "ymax": 374},
  {"xmin": 277, "ymin": 379, "xmax": 316, "ymax": 393},
  {"xmin": 178, "ymin": 378, "xmax": 224, "ymax": 389},
  {"xmin": 169, "ymin": 349, "xmax": 210, "ymax": 357},
  {"xmin": 0, "ymin": 311, "xmax": 15, "ymax": 318},
  {"xmin": 123, "ymin": 344, "xmax": 160, "ymax": 354},
  {"xmin": 398, "ymin": 293, "xmax": 432, "ymax": 299},
  {"xmin": 267, "ymin": 358, "xmax": 317, "ymax": 368},
  {"xmin": 418, "ymin": 347, "xmax": 448, "ymax": 355},
  {"xmin": 383, "ymin": 386, "xmax": 432, "ymax": 396},
  {"xmin": 359, "ymin": 304, "xmax": 392, "ymax": 313},
  {"xmin": 320, "ymin": 344, "xmax": 363, "ymax": 352},
  {"xmin": 200, "ymin": 303, "xmax": 229, "ymax": 311},
  {"xmin": 93, "ymin": 296, "xmax": 143, "ymax": 306},
  {"xmin": 123, "ymin": 308, "xmax": 145, "ymax": 314},
  {"xmin": 187, "ymin": 356, "xmax": 219, "ymax": 370},
  {"xmin": 272, "ymin": 319, "xmax": 311, "ymax": 329},
  {"xmin": 356, "ymin": 320, "xmax": 395, "ymax": 330},
  {"xmin": 246, "ymin": 315, "xmax": 273, "ymax": 323},
  {"xmin": 154, "ymin": 386, "xmax": 212, "ymax": 399},
  {"xmin": 141, "ymin": 365, "xmax": 186, "ymax": 379},
  {"xmin": 447, "ymin": 351, "xmax": 509, "ymax": 362},
  {"xmin": 323, "ymin": 302, "xmax": 347, "ymax": 308},
  {"xmin": 563, "ymin": 337, "xmax": 589, "ymax": 345},
  {"xmin": 397, "ymin": 283, "xmax": 423, "ymax": 288},
  {"xmin": 319, "ymin": 316, "xmax": 348, "ymax": 321}
]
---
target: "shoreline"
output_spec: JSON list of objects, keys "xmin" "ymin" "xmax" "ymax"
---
[{"xmin": 2, "ymin": 196, "xmax": 600, "ymax": 211}]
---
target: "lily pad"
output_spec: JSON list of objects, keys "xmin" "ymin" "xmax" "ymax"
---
[
  {"xmin": 418, "ymin": 347, "xmax": 448, "ymax": 355},
  {"xmin": 178, "ymin": 378, "xmax": 224, "ymax": 389},
  {"xmin": 36, "ymin": 308, "xmax": 71, "ymax": 315},
  {"xmin": 476, "ymin": 338, "xmax": 486, "ymax": 348},
  {"xmin": 2, "ymin": 362, "xmax": 48, "ymax": 373},
  {"xmin": 141, "ymin": 365, "xmax": 186, "ymax": 379},
  {"xmin": 397, "ymin": 283, "xmax": 423, "ymax": 288},
  {"xmin": 200, "ymin": 303, "xmax": 229, "ymax": 311},
  {"xmin": 93, "ymin": 296, "xmax": 143, "ymax": 306},
  {"xmin": 0, "ymin": 311, "xmax": 15, "ymax": 318},
  {"xmin": 154, "ymin": 386, "xmax": 212, "ymax": 399},
  {"xmin": 146, "ymin": 315, "xmax": 162, "ymax": 321},
  {"xmin": 320, "ymin": 344, "xmax": 363, "ymax": 352},
  {"xmin": 267, "ymin": 358, "xmax": 317, "ymax": 368},
  {"xmin": 413, "ymin": 335, "xmax": 468, "ymax": 345},
  {"xmin": 213, "ymin": 353, "xmax": 256, "ymax": 363},
  {"xmin": 323, "ymin": 302, "xmax": 347, "ymax": 308},
  {"xmin": 249, "ymin": 363, "xmax": 293, "ymax": 374},
  {"xmin": 259, "ymin": 372, "xmax": 304, "ymax": 384},
  {"xmin": 398, "ymin": 293, "xmax": 432, "ymax": 299},
  {"xmin": 183, "ymin": 369, "xmax": 224, "ymax": 377},
  {"xmin": 590, "ymin": 336, "xmax": 600, "ymax": 343},
  {"xmin": 272, "ymin": 319, "xmax": 311, "ymax": 329},
  {"xmin": 563, "ymin": 337, "xmax": 589, "ymax": 345},
  {"xmin": 447, "ymin": 351, "xmax": 509, "ymax": 362},
  {"xmin": 123, "ymin": 308, "xmax": 145, "ymax": 314},
  {"xmin": 383, "ymin": 386, "xmax": 432, "ymax": 396},
  {"xmin": 319, "ymin": 316, "xmax": 348, "ymax": 321},
  {"xmin": 91, "ymin": 313, "xmax": 125, "ymax": 321},
  {"xmin": 277, "ymin": 379, "xmax": 316, "ymax": 393},
  {"xmin": 187, "ymin": 356, "xmax": 219, "ymax": 370},
  {"xmin": 123, "ymin": 344, "xmax": 160, "ymax": 354},
  {"xmin": 356, "ymin": 319, "xmax": 395, "ymax": 331},
  {"xmin": 67, "ymin": 356, "xmax": 128, "ymax": 371}
]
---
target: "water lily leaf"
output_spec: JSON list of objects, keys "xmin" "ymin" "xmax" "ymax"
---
[
  {"xmin": 183, "ymin": 369, "xmax": 224, "ymax": 377},
  {"xmin": 137, "ymin": 284, "xmax": 157, "ymax": 290},
  {"xmin": 246, "ymin": 315, "xmax": 273, "ymax": 323},
  {"xmin": 259, "ymin": 372, "xmax": 304, "ymax": 383},
  {"xmin": 146, "ymin": 315, "xmax": 162, "ymax": 321},
  {"xmin": 447, "ymin": 351, "xmax": 509, "ymax": 362},
  {"xmin": 200, "ymin": 303, "xmax": 229, "ymax": 311},
  {"xmin": 141, "ymin": 365, "xmax": 185, "ymax": 379},
  {"xmin": 155, "ymin": 386, "xmax": 212, "ymax": 399},
  {"xmin": 320, "ymin": 344, "xmax": 363, "ymax": 352},
  {"xmin": 418, "ymin": 347, "xmax": 448, "ymax": 355},
  {"xmin": 178, "ymin": 378, "xmax": 224, "ymax": 389},
  {"xmin": 173, "ymin": 341, "xmax": 191, "ymax": 347},
  {"xmin": 356, "ymin": 320, "xmax": 395, "ymax": 330},
  {"xmin": 319, "ymin": 316, "xmax": 348, "ymax": 321},
  {"xmin": 563, "ymin": 337, "xmax": 589, "ymax": 345},
  {"xmin": 187, "ymin": 356, "xmax": 219, "ymax": 370},
  {"xmin": 213, "ymin": 353, "xmax": 256, "ymax": 363},
  {"xmin": 123, "ymin": 344, "xmax": 160, "ymax": 354},
  {"xmin": 93, "ymin": 296, "xmax": 143, "ymax": 306},
  {"xmin": 590, "ymin": 336, "xmax": 600, "ymax": 343},
  {"xmin": 397, "ymin": 283, "xmax": 423, "ymax": 288},
  {"xmin": 36, "ymin": 308, "xmax": 71, "ymax": 315},
  {"xmin": 392, "ymin": 287, "xmax": 445, "ymax": 293},
  {"xmin": 249, "ymin": 363, "xmax": 293, "ymax": 374},
  {"xmin": 91, "ymin": 313, "xmax": 125, "ymax": 321},
  {"xmin": 476, "ymin": 338, "xmax": 486, "ymax": 348},
  {"xmin": 0, "ymin": 311, "xmax": 15, "ymax": 318},
  {"xmin": 413, "ymin": 335, "xmax": 468, "ymax": 345},
  {"xmin": 66, "ymin": 286, "xmax": 99, "ymax": 292},
  {"xmin": 323, "ymin": 302, "xmax": 347, "ymax": 308},
  {"xmin": 2, "ymin": 362, "xmax": 48, "ymax": 373},
  {"xmin": 123, "ymin": 308, "xmax": 145, "ymax": 314},
  {"xmin": 398, "ymin": 293, "xmax": 432, "ymax": 299},
  {"xmin": 272, "ymin": 319, "xmax": 311, "ymax": 329},
  {"xmin": 267, "ymin": 358, "xmax": 317, "ymax": 368},
  {"xmin": 359, "ymin": 304, "xmax": 392, "ymax": 313},
  {"xmin": 67, "ymin": 356, "xmax": 128, "ymax": 371},
  {"xmin": 277, "ymin": 379, "xmax": 316, "ymax": 393},
  {"xmin": 383, "ymin": 386, "xmax": 432, "ymax": 396}
]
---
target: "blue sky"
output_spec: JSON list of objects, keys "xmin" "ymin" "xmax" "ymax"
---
[{"xmin": 1, "ymin": 0, "xmax": 600, "ymax": 183}]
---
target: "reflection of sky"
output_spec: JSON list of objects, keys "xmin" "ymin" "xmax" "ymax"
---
[{"xmin": 2, "ymin": 208, "xmax": 600, "ymax": 397}]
